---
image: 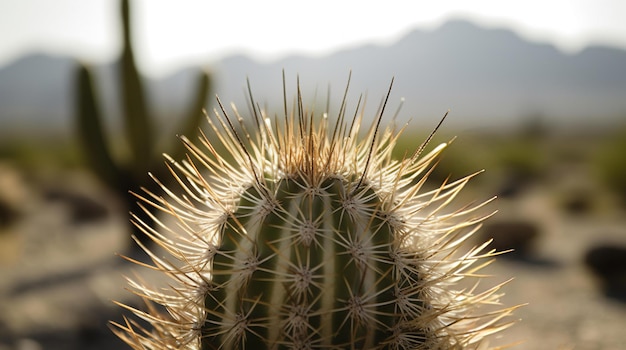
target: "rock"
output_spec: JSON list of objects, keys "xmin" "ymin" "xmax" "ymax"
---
[
  {"xmin": 584, "ymin": 244, "xmax": 626, "ymax": 301},
  {"xmin": 16, "ymin": 339, "xmax": 42, "ymax": 350},
  {"xmin": 43, "ymin": 188, "xmax": 109, "ymax": 224},
  {"xmin": 480, "ymin": 220, "xmax": 540, "ymax": 259},
  {"xmin": 0, "ymin": 162, "xmax": 33, "ymax": 228},
  {"xmin": 0, "ymin": 199, "xmax": 19, "ymax": 228}
]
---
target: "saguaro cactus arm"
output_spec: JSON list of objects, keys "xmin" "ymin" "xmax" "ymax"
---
[
  {"xmin": 170, "ymin": 71, "xmax": 211, "ymax": 162},
  {"xmin": 120, "ymin": 0, "xmax": 153, "ymax": 173},
  {"xmin": 76, "ymin": 64, "xmax": 120, "ymax": 188}
]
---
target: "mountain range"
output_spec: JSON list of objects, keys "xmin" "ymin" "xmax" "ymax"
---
[{"xmin": 1, "ymin": 19, "xmax": 626, "ymax": 137}]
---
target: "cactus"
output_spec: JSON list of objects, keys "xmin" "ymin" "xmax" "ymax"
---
[
  {"xmin": 112, "ymin": 75, "xmax": 517, "ymax": 349},
  {"xmin": 75, "ymin": 0, "xmax": 211, "ymax": 247}
]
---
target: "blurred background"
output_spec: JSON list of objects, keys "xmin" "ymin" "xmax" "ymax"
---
[{"xmin": 1, "ymin": 0, "xmax": 626, "ymax": 349}]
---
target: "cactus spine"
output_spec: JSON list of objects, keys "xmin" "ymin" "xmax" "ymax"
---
[
  {"xmin": 113, "ymin": 75, "xmax": 516, "ymax": 349},
  {"xmin": 75, "ymin": 0, "xmax": 210, "ymax": 246}
]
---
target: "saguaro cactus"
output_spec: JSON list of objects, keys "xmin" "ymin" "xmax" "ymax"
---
[
  {"xmin": 113, "ymin": 75, "xmax": 517, "ymax": 349},
  {"xmin": 75, "ymin": 0, "xmax": 210, "ymax": 246}
]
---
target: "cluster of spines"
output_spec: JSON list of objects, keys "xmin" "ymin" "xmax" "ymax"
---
[{"xmin": 112, "ymin": 75, "xmax": 517, "ymax": 349}]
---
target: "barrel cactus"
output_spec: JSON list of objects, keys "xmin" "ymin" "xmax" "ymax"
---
[{"xmin": 112, "ymin": 75, "xmax": 516, "ymax": 349}]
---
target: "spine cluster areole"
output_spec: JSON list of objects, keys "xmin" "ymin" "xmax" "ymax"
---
[{"xmin": 112, "ymin": 74, "xmax": 517, "ymax": 349}]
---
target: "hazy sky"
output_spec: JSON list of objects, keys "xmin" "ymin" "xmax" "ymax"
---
[{"xmin": 1, "ymin": 0, "xmax": 625, "ymax": 77}]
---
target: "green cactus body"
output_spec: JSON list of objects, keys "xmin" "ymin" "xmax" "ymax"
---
[
  {"xmin": 206, "ymin": 174, "xmax": 400, "ymax": 348},
  {"xmin": 113, "ymin": 76, "xmax": 516, "ymax": 349}
]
